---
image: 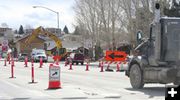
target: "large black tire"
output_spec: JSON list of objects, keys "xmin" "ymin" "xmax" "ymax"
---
[
  {"xmin": 76, "ymin": 62, "xmax": 79, "ymax": 65},
  {"xmin": 81, "ymin": 62, "xmax": 84, "ymax": 65},
  {"xmin": 173, "ymin": 77, "xmax": 180, "ymax": 85},
  {"xmin": 129, "ymin": 64, "xmax": 144, "ymax": 89}
]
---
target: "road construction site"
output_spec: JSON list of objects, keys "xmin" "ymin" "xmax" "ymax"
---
[{"xmin": 0, "ymin": 60, "xmax": 165, "ymax": 100}]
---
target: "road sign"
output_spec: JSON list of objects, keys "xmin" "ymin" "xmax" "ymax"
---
[
  {"xmin": 2, "ymin": 40, "xmax": 8, "ymax": 46},
  {"xmin": 49, "ymin": 65, "xmax": 60, "ymax": 81},
  {"xmin": 105, "ymin": 51, "xmax": 127, "ymax": 61},
  {"xmin": 48, "ymin": 63, "xmax": 61, "ymax": 89},
  {"xmin": 2, "ymin": 40, "xmax": 8, "ymax": 52}
]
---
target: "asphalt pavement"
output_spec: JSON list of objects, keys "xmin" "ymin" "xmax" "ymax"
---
[{"xmin": 0, "ymin": 60, "xmax": 165, "ymax": 100}]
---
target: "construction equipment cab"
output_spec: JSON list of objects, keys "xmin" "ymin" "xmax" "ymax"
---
[
  {"xmin": 24, "ymin": 26, "xmax": 66, "ymax": 60},
  {"xmin": 126, "ymin": 3, "xmax": 180, "ymax": 89}
]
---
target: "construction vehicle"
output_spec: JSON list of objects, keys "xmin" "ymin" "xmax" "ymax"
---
[
  {"xmin": 23, "ymin": 26, "xmax": 66, "ymax": 60},
  {"xmin": 125, "ymin": 3, "xmax": 180, "ymax": 89}
]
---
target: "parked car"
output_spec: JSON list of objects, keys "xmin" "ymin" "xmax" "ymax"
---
[
  {"xmin": 67, "ymin": 53, "xmax": 84, "ymax": 65},
  {"xmin": 31, "ymin": 49, "xmax": 47, "ymax": 62},
  {"xmin": 18, "ymin": 53, "xmax": 29, "ymax": 61}
]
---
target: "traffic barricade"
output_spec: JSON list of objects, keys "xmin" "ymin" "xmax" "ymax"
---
[{"xmin": 48, "ymin": 63, "xmax": 61, "ymax": 89}]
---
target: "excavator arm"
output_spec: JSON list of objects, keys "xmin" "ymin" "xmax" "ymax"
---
[
  {"xmin": 23, "ymin": 26, "xmax": 66, "ymax": 60},
  {"xmin": 41, "ymin": 28, "xmax": 62, "ymax": 48},
  {"xmin": 25, "ymin": 26, "xmax": 62, "ymax": 48}
]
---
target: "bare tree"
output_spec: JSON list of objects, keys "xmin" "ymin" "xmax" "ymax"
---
[
  {"xmin": 74, "ymin": 0, "xmax": 124, "ymax": 50},
  {"xmin": 74, "ymin": 0, "xmax": 171, "ymax": 49}
]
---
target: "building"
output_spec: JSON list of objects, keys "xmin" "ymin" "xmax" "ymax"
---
[
  {"xmin": 25, "ymin": 29, "xmax": 34, "ymax": 34},
  {"xmin": 14, "ymin": 34, "xmax": 45, "ymax": 56},
  {"xmin": 46, "ymin": 28, "xmax": 61, "ymax": 37},
  {"xmin": 0, "ymin": 27, "xmax": 13, "ymax": 42},
  {"xmin": 24, "ymin": 27, "xmax": 62, "ymax": 37},
  {"xmin": 0, "ymin": 27, "xmax": 12, "ymax": 35}
]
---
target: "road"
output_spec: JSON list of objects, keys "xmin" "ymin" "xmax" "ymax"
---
[{"xmin": 0, "ymin": 60, "xmax": 165, "ymax": 100}]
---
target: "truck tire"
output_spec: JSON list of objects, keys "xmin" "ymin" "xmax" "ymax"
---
[
  {"xmin": 76, "ymin": 62, "xmax": 79, "ymax": 65},
  {"xmin": 173, "ymin": 77, "xmax": 180, "ymax": 85},
  {"xmin": 130, "ymin": 64, "xmax": 144, "ymax": 89},
  {"xmin": 81, "ymin": 62, "xmax": 84, "ymax": 65}
]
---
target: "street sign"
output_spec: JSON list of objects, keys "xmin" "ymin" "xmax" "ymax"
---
[
  {"xmin": 105, "ymin": 51, "xmax": 127, "ymax": 61},
  {"xmin": 49, "ymin": 66, "xmax": 60, "ymax": 81},
  {"xmin": 2, "ymin": 40, "xmax": 9, "ymax": 52},
  {"xmin": 2, "ymin": 40, "xmax": 8, "ymax": 46},
  {"xmin": 48, "ymin": 63, "xmax": 61, "ymax": 89}
]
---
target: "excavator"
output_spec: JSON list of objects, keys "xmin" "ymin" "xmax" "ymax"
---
[{"xmin": 23, "ymin": 26, "xmax": 67, "ymax": 61}]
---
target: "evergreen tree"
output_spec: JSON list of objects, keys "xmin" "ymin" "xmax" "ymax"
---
[
  {"xmin": 63, "ymin": 25, "xmax": 69, "ymax": 34},
  {"xmin": 18, "ymin": 25, "xmax": 24, "ymax": 35}
]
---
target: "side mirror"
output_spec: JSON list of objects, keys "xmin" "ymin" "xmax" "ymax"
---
[
  {"xmin": 136, "ymin": 31, "xmax": 143, "ymax": 44},
  {"xmin": 150, "ymin": 24, "xmax": 155, "ymax": 41}
]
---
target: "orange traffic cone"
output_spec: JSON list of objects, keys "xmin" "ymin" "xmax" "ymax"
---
[
  {"xmin": 39, "ymin": 57, "xmax": 43, "ymax": 68},
  {"xmin": 85, "ymin": 62, "xmax": 89, "ymax": 71},
  {"xmin": 24, "ymin": 57, "xmax": 28, "ymax": 67},
  {"xmin": 4, "ymin": 59, "xmax": 7, "ymax": 66},
  {"xmin": 69, "ymin": 62, "xmax": 73, "ymax": 70},
  {"xmin": 100, "ymin": 62, "xmax": 104, "ymax": 72},
  {"xmin": 116, "ymin": 62, "xmax": 120, "ymax": 72}
]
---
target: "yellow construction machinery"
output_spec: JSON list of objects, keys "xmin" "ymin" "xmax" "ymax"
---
[{"xmin": 23, "ymin": 26, "xmax": 66, "ymax": 60}]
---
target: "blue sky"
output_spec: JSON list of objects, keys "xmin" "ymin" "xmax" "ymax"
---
[{"xmin": 0, "ymin": 0, "xmax": 75, "ymax": 32}]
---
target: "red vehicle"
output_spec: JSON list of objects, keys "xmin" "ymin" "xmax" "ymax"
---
[{"xmin": 67, "ymin": 53, "xmax": 84, "ymax": 65}]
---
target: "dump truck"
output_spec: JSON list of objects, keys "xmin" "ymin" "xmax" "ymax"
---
[{"xmin": 126, "ymin": 3, "xmax": 180, "ymax": 89}]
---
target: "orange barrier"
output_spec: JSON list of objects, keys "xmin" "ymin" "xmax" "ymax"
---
[
  {"xmin": 31, "ymin": 65, "xmax": 35, "ymax": 83},
  {"xmin": 100, "ymin": 62, "xmax": 104, "ymax": 72},
  {"xmin": 39, "ymin": 57, "xmax": 43, "ymax": 68},
  {"xmin": 29, "ymin": 59, "xmax": 36, "ymax": 83},
  {"xmin": 116, "ymin": 63, "xmax": 120, "ymax": 72},
  {"xmin": 85, "ymin": 62, "xmax": 89, "ymax": 71},
  {"xmin": 48, "ymin": 63, "xmax": 61, "ymax": 89},
  {"xmin": 69, "ymin": 62, "xmax": 73, "ymax": 70},
  {"xmin": 101, "ymin": 61, "xmax": 127, "ymax": 72},
  {"xmin": 4, "ymin": 59, "xmax": 7, "ymax": 66},
  {"xmin": 64, "ymin": 59, "xmax": 68, "ymax": 67},
  {"xmin": 24, "ymin": 57, "xmax": 28, "ymax": 67},
  {"xmin": 10, "ymin": 58, "xmax": 15, "ymax": 78}
]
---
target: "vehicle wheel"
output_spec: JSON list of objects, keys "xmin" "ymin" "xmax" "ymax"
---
[
  {"xmin": 81, "ymin": 62, "xmax": 84, "ymax": 65},
  {"xmin": 76, "ymin": 62, "xmax": 78, "ymax": 65},
  {"xmin": 173, "ymin": 77, "xmax": 180, "ymax": 85},
  {"xmin": 129, "ymin": 64, "xmax": 144, "ymax": 89}
]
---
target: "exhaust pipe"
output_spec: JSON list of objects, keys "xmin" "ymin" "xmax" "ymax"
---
[{"xmin": 154, "ymin": 3, "xmax": 160, "ymax": 23}]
